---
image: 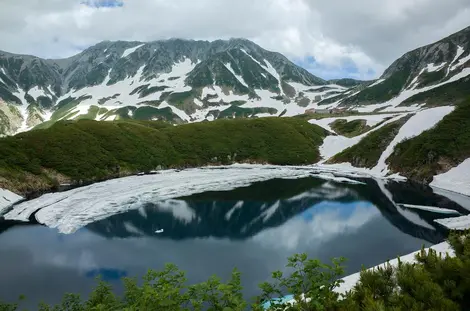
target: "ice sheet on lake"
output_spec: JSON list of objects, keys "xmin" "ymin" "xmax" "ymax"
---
[
  {"xmin": 431, "ymin": 158, "xmax": 470, "ymax": 197},
  {"xmin": 4, "ymin": 166, "xmax": 319, "ymax": 234},
  {"xmin": 0, "ymin": 188, "xmax": 24, "ymax": 215},
  {"xmin": 399, "ymin": 204, "xmax": 460, "ymax": 215},
  {"xmin": 434, "ymin": 215, "xmax": 470, "ymax": 230}
]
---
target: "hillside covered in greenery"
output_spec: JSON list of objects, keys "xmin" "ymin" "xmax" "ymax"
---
[
  {"xmin": 1, "ymin": 233, "xmax": 469, "ymax": 311},
  {"xmin": 0, "ymin": 117, "xmax": 327, "ymax": 196},
  {"xmin": 387, "ymin": 99, "xmax": 470, "ymax": 183}
]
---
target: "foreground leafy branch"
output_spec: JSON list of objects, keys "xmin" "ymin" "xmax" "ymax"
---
[{"xmin": 1, "ymin": 232, "xmax": 470, "ymax": 311}]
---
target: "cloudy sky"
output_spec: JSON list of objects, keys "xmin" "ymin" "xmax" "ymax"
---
[{"xmin": 1, "ymin": 0, "xmax": 469, "ymax": 80}]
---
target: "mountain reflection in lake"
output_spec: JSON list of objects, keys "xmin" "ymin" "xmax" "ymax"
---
[{"xmin": 0, "ymin": 176, "xmax": 468, "ymax": 308}]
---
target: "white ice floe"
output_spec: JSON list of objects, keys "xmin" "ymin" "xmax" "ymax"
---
[
  {"xmin": 398, "ymin": 204, "xmax": 460, "ymax": 215},
  {"xmin": 4, "ymin": 166, "xmax": 315, "ymax": 234},
  {"xmin": 0, "ymin": 189, "xmax": 23, "ymax": 216},
  {"xmin": 121, "ymin": 44, "xmax": 145, "ymax": 58},
  {"xmin": 432, "ymin": 187, "xmax": 470, "ymax": 212},
  {"xmin": 334, "ymin": 242, "xmax": 454, "ymax": 295},
  {"xmin": 311, "ymin": 173, "xmax": 366, "ymax": 185},
  {"xmin": 431, "ymin": 158, "xmax": 470, "ymax": 197},
  {"xmin": 435, "ymin": 215, "xmax": 470, "ymax": 230},
  {"xmin": 373, "ymin": 106, "xmax": 455, "ymax": 174}
]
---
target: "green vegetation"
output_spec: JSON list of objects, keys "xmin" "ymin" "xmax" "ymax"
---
[
  {"xmin": 329, "ymin": 116, "xmax": 410, "ymax": 168},
  {"xmin": 217, "ymin": 105, "xmax": 277, "ymax": 119},
  {"xmin": 132, "ymin": 106, "xmax": 182, "ymax": 122},
  {"xmin": 140, "ymin": 85, "xmax": 168, "ymax": 98},
  {"xmin": 416, "ymin": 69, "xmax": 446, "ymax": 88},
  {"xmin": 0, "ymin": 117, "xmax": 326, "ymax": 195},
  {"xmin": 388, "ymin": 99, "xmax": 470, "ymax": 183},
  {"xmin": 342, "ymin": 61, "xmax": 412, "ymax": 106},
  {"xmin": 401, "ymin": 77, "xmax": 470, "ymax": 107},
  {"xmin": 329, "ymin": 119, "xmax": 370, "ymax": 137},
  {"xmin": 74, "ymin": 106, "xmax": 108, "ymax": 121},
  {"xmin": 2, "ymin": 232, "xmax": 469, "ymax": 310}
]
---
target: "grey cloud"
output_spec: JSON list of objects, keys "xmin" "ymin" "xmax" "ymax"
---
[{"xmin": 0, "ymin": 0, "xmax": 469, "ymax": 78}]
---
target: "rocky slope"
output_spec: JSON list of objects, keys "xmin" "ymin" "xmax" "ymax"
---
[
  {"xmin": 320, "ymin": 26, "xmax": 470, "ymax": 112},
  {"xmin": 0, "ymin": 39, "xmax": 350, "ymax": 135}
]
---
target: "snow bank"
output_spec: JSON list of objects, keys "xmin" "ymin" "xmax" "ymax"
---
[
  {"xmin": 0, "ymin": 188, "xmax": 23, "ymax": 215},
  {"xmin": 374, "ymin": 106, "xmax": 455, "ymax": 174},
  {"xmin": 334, "ymin": 242, "xmax": 453, "ymax": 295},
  {"xmin": 431, "ymin": 158, "xmax": 470, "ymax": 197}
]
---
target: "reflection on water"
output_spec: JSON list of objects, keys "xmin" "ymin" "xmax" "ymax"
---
[{"xmin": 0, "ymin": 177, "xmax": 467, "ymax": 308}]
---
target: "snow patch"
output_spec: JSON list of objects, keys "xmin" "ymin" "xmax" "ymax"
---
[
  {"xmin": 368, "ymin": 79, "xmax": 385, "ymax": 88},
  {"xmin": 356, "ymin": 68, "xmax": 470, "ymax": 113},
  {"xmin": 318, "ymin": 114, "xmax": 407, "ymax": 160},
  {"xmin": 374, "ymin": 106, "xmax": 455, "ymax": 174},
  {"xmin": 450, "ymin": 52, "xmax": 470, "ymax": 72},
  {"xmin": 448, "ymin": 46, "xmax": 465, "ymax": 75},
  {"xmin": 121, "ymin": 44, "xmax": 145, "ymax": 58},
  {"xmin": 427, "ymin": 62, "xmax": 446, "ymax": 72},
  {"xmin": 27, "ymin": 86, "xmax": 47, "ymax": 100},
  {"xmin": 224, "ymin": 63, "xmax": 249, "ymax": 88},
  {"xmin": 158, "ymin": 101, "xmax": 191, "ymax": 121}
]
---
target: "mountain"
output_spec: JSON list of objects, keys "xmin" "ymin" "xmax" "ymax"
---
[
  {"xmin": 324, "ymin": 26, "xmax": 470, "ymax": 110},
  {"xmin": 0, "ymin": 38, "xmax": 350, "ymax": 135}
]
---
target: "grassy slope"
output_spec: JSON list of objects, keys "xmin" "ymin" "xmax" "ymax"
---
[
  {"xmin": 0, "ymin": 118, "xmax": 327, "ymax": 195},
  {"xmin": 401, "ymin": 76, "xmax": 470, "ymax": 107},
  {"xmin": 328, "ymin": 116, "xmax": 410, "ymax": 168},
  {"xmin": 329, "ymin": 119, "xmax": 370, "ymax": 138},
  {"xmin": 387, "ymin": 99, "xmax": 470, "ymax": 183}
]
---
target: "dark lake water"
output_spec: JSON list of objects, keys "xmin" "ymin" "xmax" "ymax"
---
[{"xmin": 1, "ymin": 176, "xmax": 469, "ymax": 309}]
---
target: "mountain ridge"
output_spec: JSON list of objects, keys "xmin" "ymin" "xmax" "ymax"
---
[{"xmin": 0, "ymin": 38, "xmax": 353, "ymax": 135}]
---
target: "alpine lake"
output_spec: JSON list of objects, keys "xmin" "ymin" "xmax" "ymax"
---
[{"xmin": 1, "ymin": 169, "xmax": 470, "ymax": 309}]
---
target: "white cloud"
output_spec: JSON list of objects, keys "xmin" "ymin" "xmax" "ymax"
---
[{"xmin": 0, "ymin": 0, "xmax": 469, "ymax": 79}]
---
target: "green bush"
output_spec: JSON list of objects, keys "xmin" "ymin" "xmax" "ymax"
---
[{"xmin": 0, "ymin": 117, "xmax": 327, "ymax": 195}]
